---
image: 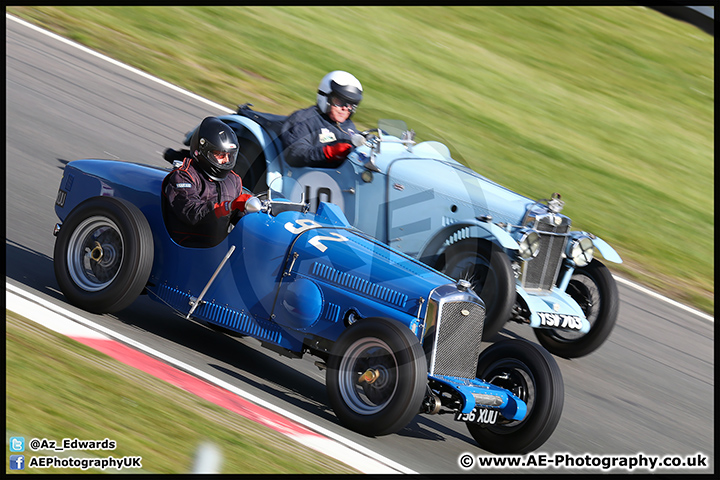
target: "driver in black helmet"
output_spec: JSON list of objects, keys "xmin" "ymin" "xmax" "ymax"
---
[
  {"xmin": 163, "ymin": 116, "xmax": 252, "ymax": 247},
  {"xmin": 280, "ymin": 70, "xmax": 363, "ymax": 168}
]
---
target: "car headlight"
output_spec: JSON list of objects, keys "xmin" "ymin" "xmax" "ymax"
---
[
  {"xmin": 518, "ymin": 231, "xmax": 541, "ymax": 260},
  {"xmin": 568, "ymin": 236, "xmax": 594, "ymax": 267}
]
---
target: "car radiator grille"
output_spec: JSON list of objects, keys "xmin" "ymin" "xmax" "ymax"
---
[
  {"xmin": 522, "ymin": 223, "xmax": 569, "ymax": 291},
  {"xmin": 431, "ymin": 301, "xmax": 485, "ymax": 379}
]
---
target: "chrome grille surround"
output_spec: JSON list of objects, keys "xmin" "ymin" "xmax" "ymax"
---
[
  {"xmin": 519, "ymin": 213, "xmax": 571, "ymax": 291},
  {"xmin": 422, "ymin": 283, "xmax": 485, "ymax": 380}
]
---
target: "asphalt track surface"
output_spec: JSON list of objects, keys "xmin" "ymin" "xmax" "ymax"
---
[{"xmin": 5, "ymin": 15, "xmax": 714, "ymax": 474}]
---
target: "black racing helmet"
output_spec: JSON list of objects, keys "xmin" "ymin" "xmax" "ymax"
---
[{"xmin": 189, "ymin": 117, "xmax": 238, "ymax": 180}]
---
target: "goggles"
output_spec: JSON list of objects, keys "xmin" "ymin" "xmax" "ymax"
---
[{"xmin": 329, "ymin": 97, "xmax": 357, "ymax": 111}]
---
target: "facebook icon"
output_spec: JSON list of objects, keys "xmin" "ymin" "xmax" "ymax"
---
[{"xmin": 10, "ymin": 455, "xmax": 25, "ymax": 470}]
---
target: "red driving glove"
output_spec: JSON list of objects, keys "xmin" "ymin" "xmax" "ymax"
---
[
  {"xmin": 231, "ymin": 193, "xmax": 253, "ymax": 212},
  {"xmin": 213, "ymin": 201, "xmax": 232, "ymax": 218},
  {"xmin": 322, "ymin": 142, "xmax": 353, "ymax": 162},
  {"xmin": 214, "ymin": 194, "xmax": 252, "ymax": 218}
]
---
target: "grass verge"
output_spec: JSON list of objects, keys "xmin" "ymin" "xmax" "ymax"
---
[{"xmin": 5, "ymin": 311, "xmax": 358, "ymax": 474}]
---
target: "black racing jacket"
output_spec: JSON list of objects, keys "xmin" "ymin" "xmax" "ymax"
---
[
  {"xmin": 279, "ymin": 105, "xmax": 358, "ymax": 168},
  {"xmin": 162, "ymin": 158, "xmax": 243, "ymax": 247}
]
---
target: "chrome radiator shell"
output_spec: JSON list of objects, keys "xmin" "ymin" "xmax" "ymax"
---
[
  {"xmin": 422, "ymin": 284, "xmax": 485, "ymax": 380},
  {"xmin": 520, "ymin": 213, "xmax": 571, "ymax": 291}
]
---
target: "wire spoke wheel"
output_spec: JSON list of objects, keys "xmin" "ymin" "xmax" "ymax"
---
[
  {"xmin": 481, "ymin": 358, "xmax": 536, "ymax": 431},
  {"xmin": 466, "ymin": 340, "xmax": 563, "ymax": 454},
  {"xmin": 440, "ymin": 240, "xmax": 514, "ymax": 340},
  {"xmin": 535, "ymin": 259, "xmax": 619, "ymax": 358}
]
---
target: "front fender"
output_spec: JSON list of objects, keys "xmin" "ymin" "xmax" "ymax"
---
[
  {"xmin": 591, "ymin": 235, "xmax": 622, "ymax": 264},
  {"xmin": 417, "ymin": 220, "xmax": 519, "ymax": 266},
  {"xmin": 570, "ymin": 231, "xmax": 622, "ymax": 264}
]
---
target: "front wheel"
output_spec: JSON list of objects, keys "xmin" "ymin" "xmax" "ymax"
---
[
  {"xmin": 326, "ymin": 318, "xmax": 427, "ymax": 437},
  {"xmin": 466, "ymin": 340, "xmax": 564, "ymax": 454},
  {"xmin": 53, "ymin": 197, "xmax": 154, "ymax": 313},
  {"xmin": 535, "ymin": 259, "xmax": 619, "ymax": 358},
  {"xmin": 439, "ymin": 240, "xmax": 515, "ymax": 340}
]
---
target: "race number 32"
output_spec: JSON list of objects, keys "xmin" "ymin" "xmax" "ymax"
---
[{"xmin": 284, "ymin": 220, "xmax": 348, "ymax": 253}]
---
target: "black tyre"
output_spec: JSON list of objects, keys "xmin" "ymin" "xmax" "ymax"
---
[
  {"xmin": 54, "ymin": 197, "xmax": 154, "ymax": 313},
  {"xmin": 440, "ymin": 239, "xmax": 515, "ymax": 340},
  {"xmin": 535, "ymin": 259, "xmax": 619, "ymax": 358},
  {"xmin": 326, "ymin": 318, "xmax": 427, "ymax": 437},
  {"xmin": 467, "ymin": 340, "xmax": 564, "ymax": 454}
]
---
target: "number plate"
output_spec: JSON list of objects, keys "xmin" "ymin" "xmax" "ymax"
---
[
  {"xmin": 538, "ymin": 312, "xmax": 583, "ymax": 330},
  {"xmin": 454, "ymin": 407, "xmax": 499, "ymax": 425}
]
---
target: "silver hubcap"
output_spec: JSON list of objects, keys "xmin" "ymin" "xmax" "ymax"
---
[
  {"xmin": 338, "ymin": 338, "xmax": 398, "ymax": 415},
  {"xmin": 67, "ymin": 216, "xmax": 124, "ymax": 291}
]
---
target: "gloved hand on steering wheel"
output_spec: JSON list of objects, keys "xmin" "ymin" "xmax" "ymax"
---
[
  {"xmin": 214, "ymin": 193, "xmax": 253, "ymax": 218},
  {"xmin": 322, "ymin": 141, "xmax": 353, "ymax": 163},
  {"xmin": 231, "ymin": 193, "xmax": 253, "ymax": 212}
]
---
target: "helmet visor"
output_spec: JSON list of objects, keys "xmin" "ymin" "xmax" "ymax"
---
[
  {"xmin": 329, "ymin": 79, "xmax": 363, "ymax": 104},
  {"xmin": 329, "ymin": 95, "xmax": 358, "ymax": 112},
  {"xmin": 212, "ymin": 149, "xmax": 236, "ymax": 164}
]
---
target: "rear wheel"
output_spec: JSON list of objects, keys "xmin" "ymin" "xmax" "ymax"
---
[
  {"xmin": 326, "ymin": 318, "xmax": 426, "ymax": 436},
  {"xmin": 440, "ymin": 239, "xmax": 515, "ymax": 340},
  {"xmin": 54, "ymin": 197, "xmax": 154, "ymax": 313},
  {"xmin": 535, "ymin": 259, "xmax": 618, "ymax": 358},
  {"xmin": 466, "ymin": 340, "xmax": 564, "ymax": 454}
]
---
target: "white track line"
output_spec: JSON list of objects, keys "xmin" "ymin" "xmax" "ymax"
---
[
  {"xmin": 612, "ymin": 275, "xmax": 713, "ymax": 323},
  {"xmin": 6, "ymin": 13, "xmax": 233, "ymax": 115},
  {"xmin": 6, "ymin": 282, "xmax": 416, "ymax": 474}
]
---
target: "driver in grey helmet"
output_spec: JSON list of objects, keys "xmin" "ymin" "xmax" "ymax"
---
[{"xmin": 280, "ymin": 70, "xmax": 363, "ymax": 168}]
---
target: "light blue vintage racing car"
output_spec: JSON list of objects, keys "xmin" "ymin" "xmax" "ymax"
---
[
  {"xmin": 52, "ymin": 158, "xmax": 564, "ymax": 453},
  {"xmin": 177, "ymin": 104, "xmax": 622, "ymax": 358}
]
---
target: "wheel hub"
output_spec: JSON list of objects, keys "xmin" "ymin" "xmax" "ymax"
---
[
  {"xmin": 89, "ymin": 241, "xmax": 104, "ymax": 262},
  {"xmin": 489, "ymin": 371, "xmax": 526, "ymax": 401},
  {"xmin": 358, "ymin": 368, "xmax": 380, "ymax": 384},
  {"xmin": 70, "ymin": 219, "xmax": 124, "ymax": 290}
]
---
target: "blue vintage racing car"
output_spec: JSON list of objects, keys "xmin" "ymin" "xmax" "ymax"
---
[
  {"xmin": 175, "ymin": 104, "xmax": 623, "ymax": 359},
  {"xmin": 52, "ymin": 157, "xmax": 564, "ymax": 453}
]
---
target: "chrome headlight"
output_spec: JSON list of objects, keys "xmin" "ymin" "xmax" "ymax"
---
[
  {"xmin": 568, "ymin": 236, "xmax": 594, "ymax": 267},
  {"xmin": 518, "ymin": 231, "xmax": 541, "ymax": 260}
]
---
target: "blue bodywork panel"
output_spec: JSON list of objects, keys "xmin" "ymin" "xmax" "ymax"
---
[
  {"xmin": 53, "ymin": 158, "xmax": 527, "ymax": 423},
  {"xmin": 193, "ymin": 112, "xmax": 621, "ymax": 336}
]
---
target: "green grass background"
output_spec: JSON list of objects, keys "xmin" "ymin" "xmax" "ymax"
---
[
  {"xmin": 7, "ymin": 6, "xmax": 713, "ymax": 313},
  {"xmin": 6, "ymin": 312, "xmax": 358, "ymax": 474}
]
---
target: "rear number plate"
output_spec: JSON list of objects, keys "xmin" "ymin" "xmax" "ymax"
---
[{"xmin": 454, "ymin": 407, "xmax": 499, "ymax": 425}]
